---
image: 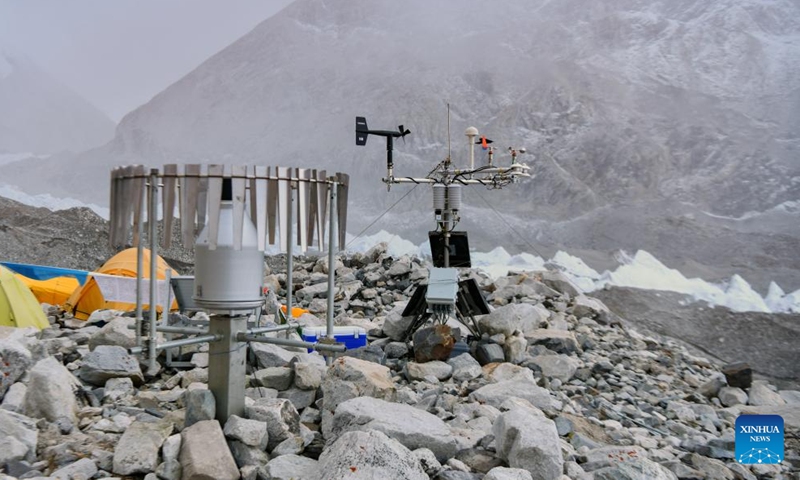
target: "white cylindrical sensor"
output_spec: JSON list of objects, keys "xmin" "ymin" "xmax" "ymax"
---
[
  {"xmin": 433, "ymin": 184, "xmax": 446, "ymax": 211},
  {"xmin": 447, "ymin": 184, "xmax": 462, "ymax": 211}
]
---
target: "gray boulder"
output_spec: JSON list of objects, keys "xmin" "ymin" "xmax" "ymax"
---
[
  {"xmin": 245, "ymin": 398, "xmax": 301, "ymax": 451},
  {"xmin": 0, "ymin": 409, "xmax": 37, "ymax": 463},
  {"xmin": 537, "ymin": 271, "xmax": 581, "ymax": 297},
  {"xmin": 330, "ymin": 396, "xmax": 458, "ymax": 461},
  {"xmin": 254, "ymin": 366, "xmax": 294, "ymax": 391},
  {"xmin": 748, "ymin": 382, "xmax": 786, "ymax": 406},
  {"xmin": 470, "ymin": 379, "xmax": 557, "ymax": 411},
  {"xmin": 294, "ymin": 362, "xmax": 324, "ymax": 390},
  {"xmin": 183, "ymin": 389, "xmax": 216, "ymax": 428},
  {"xmin": 51, "ymin": 458, "xmax": 98, "ymax": 480},
  {"xmin": 478, "ymin": 303, "xmax": 549, "ymax": 337},
  {"xmin": 493, "ymin": 406, "xmax": 563, "ymax": 480},
  {"xmin": 383, "ymin": 303, "xmax": 414, "ymax": 341},
  {"xmin": 718, "ymin": 387, "xmax": 748, "ymax": 407},
  {"xmin": 22, "ymin": 356, "xmax": 78, "ymax": 423},
  {"xmin": 88, "ymin": 316, "xmax": 137, "ymax": 351},
  {"xmin": 484, "ymin": 467, "xmax": 534, "ymax": 480},
  {"xmin": 320, "ymin": 356, "xmax": 396, "ymax": 436},
  {"xmin": 406, "ymin": 361, "xmax": 453, "ymax": 382},
  {"xmin": 180, "ymin": 420, "xmax": 239, "ymax": 480},
  {"xmin": 223, "ymin": 414, "xmax": 268, "ymax": 450},
  {"xmin": 525, "ymin": 330, "xmax": 580, "ymax": 354},
  {"xmin": 316, "ymin": 430, "xmax": 428, "ymax": 480},
  {"xmin": 112, "ymin": 420, "xmax": 174, "ymax": 475},
  {"xmin": 529, "ymin": 354, "xmax": 579, "ymax": 381},
  {"xmin": 0, "ymin": 339, "xmax": 32, "ymax": 399},
  {"xmin": 262, "ymin": 454, "xmax": 319, "ymax": 480},
  {"xmin": 448, "ymin": 353, "xmax": 483, "ymax": 382},
  {"xmin": 571, "ymin": 295, "xmax": 609, "ymax": 318},
  {"xmin": 77, "ymin": 345, "xmax": 144, "ymax": 386},
  {"xmin": 593, "ymin": 458, "xmax": 678, "ymax": 480},
  {"xmin": 1, "ymin": 382, "xmax": 26, "ymax": 413},
  {"xmin": 250, "ymin": 342, "xmax": 298, "ymax": 369}
]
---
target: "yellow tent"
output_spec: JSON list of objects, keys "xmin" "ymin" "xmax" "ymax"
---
[
  {"xmin": 66, "ymin": 248, "xmax": 178, "ymax": 320},
  {"xmin": 15, "ymin": 275, "xmax": 80, "ymax": 307},
  {"xmin": 0, "ymin": 265, "xmax": 50, "ymax": 330}
]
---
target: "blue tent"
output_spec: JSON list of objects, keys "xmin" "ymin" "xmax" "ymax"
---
[{"xmin": 0, "ymin": 262, "xmax": 89, "ymax": 286}]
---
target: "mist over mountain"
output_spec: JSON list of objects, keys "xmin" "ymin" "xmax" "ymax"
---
[
  {"xmin": 3, "ymin": 0, "xmax": 799, "ymax": 288},
  {"xmin": 0, "ymin": 48, "xmax": 115, "ymax": 154}
]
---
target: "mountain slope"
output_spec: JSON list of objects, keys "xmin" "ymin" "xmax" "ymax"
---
[{"xmin": 0, "ymin": 49, "xmax": 115, "ymax": 154}]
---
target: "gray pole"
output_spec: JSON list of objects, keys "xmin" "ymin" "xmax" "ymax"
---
[
  {"xmin": 208, "ymin": 314, "xmax": 248, "ymax": 421},
  {"xmin": 135, "ymin": 192, "xmax": 145, "ymax": 349},
  {"xmin": 147, "ymin": 168, "xmax": 159, "ymax": 375},
  {"xmin": 325, "ymin": 180, "xmax": 338, "ymax": 365},
  {"xmin": 285, "ymin": 185, "xmax": 294, "ymax": 324}
]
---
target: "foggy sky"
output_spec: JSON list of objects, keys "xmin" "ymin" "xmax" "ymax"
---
[{"xmin": 0, "ymin": 0, "xmax": 294, "ymax": 122}]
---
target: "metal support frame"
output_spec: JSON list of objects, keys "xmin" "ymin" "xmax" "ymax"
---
[{"xmin": 110, "ymin": 163, "xmax": 352, "ymax": 424}]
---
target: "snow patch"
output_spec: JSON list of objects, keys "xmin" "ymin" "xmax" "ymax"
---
[
  {"xmin": 344, "ymin": 231, "xmax": 800, "ymax": 314},
  {"xmin": 0, "ymin": 183, "xmax": 109, "ymax": 219}
]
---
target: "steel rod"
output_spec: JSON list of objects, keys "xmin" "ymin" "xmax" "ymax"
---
[
  {"xmin": 237, "ymin": 334, "xmax": 346, "ymax": 353},
  {"xmin": 147, "ymin": 168, "xmax": 159, "ymax": 374},
  {"xmin": 247, "ymin": 323, "xmax": 299, "ymax": 335},
  {"xmin": 326, "ymin": 180, "xmax": 338, "ymax": 366},
  {"xmin": 156, "ymin": 326, "xmax": 209, "ymax": 335},
  {"xmin": 135, "ymin": 193, "xmax": 145, "ymax": 349},
  {"xmin": 129, "ymin": 334, "xmax": 222, "ymax": 354},
  {"xmin": 286, "ymin": 185, "xmax": 294, "ymax": 325}
]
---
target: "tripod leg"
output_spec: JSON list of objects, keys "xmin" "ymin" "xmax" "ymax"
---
[{"xmin": 404, "ymin": 312, "xmax": 431, "ymax": 343}]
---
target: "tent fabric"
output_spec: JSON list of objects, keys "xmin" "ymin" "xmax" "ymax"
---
[
  {"xmin": 66, "ymin": 248, "xmax": 178, "ymax": 320},
  {"xmin": 15, "ymin": 275, "xmax": 80, "ymax": 307},
  {"xmin": 0, "ymin": 265, "xmax": 50, "ymax": 330},
  {"xmin": 0, "ymin": 262, "xmax": 89, "ymax": 285}
]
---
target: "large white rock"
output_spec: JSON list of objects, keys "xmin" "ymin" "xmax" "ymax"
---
[
  {"xmin": 0, "ymin": 409, "xmax": 37, "ymax": 462},
  {"xmin": 0, "ymin": 436, "xmax": 28, "ymax": 465},
  {"xmin": 180, "ymin": 420, "xmax": 239, "ymax": 480},
  {"xmin": 22, "ymin": 356, "xmax": 79, "ymax": 423},
  {"xmin": 330, "ymin": 396, "xmax": 458, "ymax": 461},
  {"xmin": 479, "ymin": 303, "xmax": 549, "ymax": 337},
  {"xmin": 494, "ymin": 406, "xmax": 563, "ymax": 480},
  {"xmin": 529, "ymin": 355, "xmax": 579, "ymax": 381},
  {"xmin": 112, "ymin": 420, "xmax": 174, "ymax": 475},
  {"xmin": 571, "ymin": 295, "xmax": 609, "ymax": 318},
  {"xmin": 0, "ymin": 338, "xmax": 32, "ymax": 399},
  {"xmin": 482, "ymin": 363, "xmax": 535, "ymax": 383},
  {"xmin": 1, "ymin": 382, "xmax": 27, "ymax": 413},
  {"xmin": 316, "ymin": 430, "xmax": 428, "ymax": 480},
  {"xmin": 245, "ymin": 397, "xmax": 301, "ymax": 451},
  {"xmin": 470, "ymin": 379, "xmax": 558, "ymax": 411},
  {"xmin": 748, "ymin": 382, "xmax": 786, "ymax": 406},
  {"xmin": 262, "ymin": 454, "xmax": 319, "ymax": 480},
  {"xmin": 320, "ymin": 356, "xmax": 396, "ymax": 436}
]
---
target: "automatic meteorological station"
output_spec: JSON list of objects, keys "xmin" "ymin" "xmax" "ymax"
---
[
  {"xmin": 355, "ymin": 112, "xmax": 531, "ymax": 341},
  {"xmin": 108, "ymin": 164, "xmax": 350, "ymax": 421}
]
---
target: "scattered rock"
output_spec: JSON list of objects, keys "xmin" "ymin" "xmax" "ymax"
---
[
  {"xmin": 494, "ymin": 405, "xmax": 563, "ymax": 480},
  {"xmin": 722, "ymin": 362, "xmax": 752, "ymax": 389},
  {"xmin": 747, "ymin": 381, "xmax": 786, "ymax": 406},
  {"xmin": 262, "ymin": 454, "xmax": 319, "ymax": 480},
  {"xmin": 77, "ymin": 345, "xmax": 144, "ymax": 386},
  {"xmin": 448, "ymin": 353, "xmax": 483, "ymax": 382},
  {"xmin": 316, "ymin": 430, "xmax": 428, "ymax": 480},
  {"xmin": 22, "ymin": 356, "xmax": 78, "ymax": 423},
  {"xmin": 112, "ymin": 420, "xmax": 174, "ymax": 476},
  {"xmin": 180, "ymin": 420, "xmax": 240, "ymax": 480},
  {"xmin": 413, "ymin": 325, "xmax": 455, "ymax": 362},
  {"xmin": 330, "ymin": 396, "xmax": 458, "ymax": 461},
  {"xmin": 184, "ymin": 389, "xmax": 216, "ymax": 427},
  {"xmin": 479, "ymin": 303, "xmax": 548, "ymax": 337},
  {"xmin": 470, "ymin": 379, "xmax": 557, "ymax": 411},
  {"xmin": 88, "ymin": 316, "xmax": 137, "ymax": 351},
  {"xmin": 406, "ymin": 361, "xmax": 453, "ymax": 381},
  {"xmin": 475, "ymin": 343, "xmax": 506, "ymax": 365},
  {"xmin": 245, "ymin": 398, "xmax": 301, "ymax": 451},
  {"xmin": 0, "ymin": 339, "xmax": 32, "ymax": 399}
]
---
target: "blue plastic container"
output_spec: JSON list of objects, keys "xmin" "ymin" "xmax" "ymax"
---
[{"xmin": 301, "ymin": 326, "xmax": 367, "ymax": 352}]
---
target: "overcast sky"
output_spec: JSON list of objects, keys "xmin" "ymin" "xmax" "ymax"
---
[{"xmin": 0, "ymin": 0, "xmax": 294, "ymax": 122}]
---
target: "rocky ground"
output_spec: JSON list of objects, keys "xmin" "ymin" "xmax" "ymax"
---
[{"xmin": 0, "ymin": 243, "xmax": 798, "ymax": 480}]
